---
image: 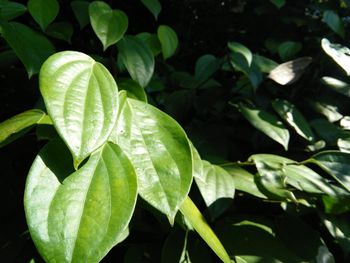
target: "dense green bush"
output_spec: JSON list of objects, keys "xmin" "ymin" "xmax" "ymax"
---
[{"xmin": 1, "ymin": 0, "xmax": 350, "ymax": 262}]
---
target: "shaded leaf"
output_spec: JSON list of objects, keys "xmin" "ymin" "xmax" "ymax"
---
[
  {"xmin": 71, "ymin": 0, "xmax": 90, "ymax": 29},
  {"xmin": 117, "ymin": 78, "xmax": 147, "ymax": 102},
  {"xmin": 272, "ymin": 99, "xmax": 315, "ymax": 141},
  {"xmin": 323, "ymin": 215, "xmax": 350, "ymax": 256},
  {"xmin": 24, "ymin": 140, "xmax": 137, "ymax": 263},
  {"xmin": 89, "ymin": 1, "xmax": 128, "ymax": 50},
  {"xmin": 141, "ymin": 0, "xmax": 161, "ymax": 20},
  {"xmin": 136, "ymin": 32, "xmax": 162, "ymax": 56},
  {"xmin": 39, "ymin": 51, "xmax": 119, "ymax": 168},
  {"xmin": 321, "ymin": 38, "xmax": 350, "ymax": 76},
  {"xmin": 253, "ymin": 54, "xmax": 278, "ymax": 73},
  {"xmin": 45, "ymin": 22, "xmax": 73, "ymax": 43},
  {"xmin": 110, "ymin": 97, "xmax": 192, "ymax": 222},
  {"xmin": 228, "ymin": 41, "xmax": 253, "ymax": 66},
  {"xmin": 117, "ymin": 36, "xmax": 154, "ymax": 87},
  {"xmin": 0, "ymin": 22, "xmax": 55, "ymax": 77},
  {"xmin": 195, "ymin": 54, "xmax": 220, "ymax": 84},
  {"xmin": 308, "ymin": 99, "xmax": 343, "ymax": 123},
  {"xmin": 278, "ymin": 41, "xmax": 302, "ymax": 61},
  {"xmin": 237, "ymin": 103, "xmax": 290, "ymax": 150},
  {"xmin": 321, "ymin": 76, "xmax": 350, "ymax": 97},
  {"xmin": 0, "ymin": 49, "xmax": 18, "ymax": 68},
  {"xmin": 310, "ymin": 119, "xmax": 349, "ymax": 144},
  {"xmin": 323, "ymin": 10, "xmax": 345, "ymax": 38},
  {"xmin": 157, "ymin": 25, "xmax": 178, "ymax": 60},
  {"xmin": 270, "ymin": 0, "xmax": 286, "ymax": 8},
  {"xmin": 0, "ymin": 0, "xmax": 26, "ymax": 20},
  {"xmin": 28, "ymin": 0, "xmax": 59, "ymax": 31}
]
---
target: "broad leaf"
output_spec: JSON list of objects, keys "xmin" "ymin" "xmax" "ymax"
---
[
  {"xmin": 136, "ymin": 32, "xmax": 162, "ymax": 56},
  {"xmin": 39, "ymin": 51, "xmax": 119, "ymax": 168},
  {"xmin": 338, "ymin": 137, "xmax": 350, "ymax": 153},
  {"xmin": 272, "ymin": 99, "xmax": 315, "ymax": 141},
  {"xmin": 323, "ymin": 10, "xmax": 345, "ymax": 38},
  {"xmin": 195, "ymin": 54, "xmax": 219, "ymax": 83},
  {"xmin": 308, "ymin": 99, "xmax": 343, "ymax": 123},
  {"xmin": 308, "ymin": 151, "xmax": 350, "ymax": 192},
  {"xmin": 0, "ymin": 22, "xmax": 55, "ymax": 77},
  {"xmin": 194, "ymin": 160, "xmax": 235, "ymax": 218},
  {"xmin": 157, "ymin": 25, "xmax": 178, "ymax": 60},
  {"xmin": 253, "ymin": 54, "xmax": 278, "ymax": 73},
  {"xmin": 141, "ymin": 0, "xmax": 161, "ymax": 20},
  {"xmin": 278, "ymin": 41, "xmax": 302, "ymax": 61},
  {"xmin": 322, "ymin": 38, "xmax": 350, "ymax": 76},
  {"xmin": 110, "ymin": 97, "xmax": 192, "ymax": 222},
  {"xmin": 117, "ymin": 78, "xmax": 147, "ymax": 102},
  {"xmin": 323, "ymin": 215, "xmax": 350, "ymax": 256},
  {"xmin": 24, "ymin": 140, "xmax": 137, "ymax": 263},
  {"xmin": 321, "ymin": 76, "xmax": 350, "ymax": 97},
  {"xmin": 89, "ymin": 1, "xmax": 128, "ymax": 50},
  {"xmin": 0, "ymin": 0, "xmax": 26, "ymax": 20},
  {"xmin": 237, "ymin": 103, "xmax": 290, "ymax": 150},
  {"xmin": 0, "ymin": 109, "xmax": 45, "ymax": 147},
  {"xmin": 179, "ymin": 197, "xmax": 231, "ymax": 263},
  {"xmin": 45, "ymin": 22, "xmax": 73, "ymax": 44},
  {"xmin": 117, "ymin": 36, "xmax": 154, "ymax": 87},
  {"xmin": 71, "ymin": 0, "xmax": 90, "ymax": 29},
  {"xmin": 28, "ymin": 0, "xmax": 59, "ymax": 31},
  {"xmin": 228, "ymin": 41, "xmax": 253, "ymax": 67}
]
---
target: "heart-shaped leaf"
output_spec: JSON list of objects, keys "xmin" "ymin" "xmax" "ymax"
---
[
  {"xmin": 39, "ymin": 51, "xmax": 119, "ymax": 168},
  {"xmin": 117, "ymin": 36, "xmax": 154, "ymax": 87},
  {"xmin": 28, "ymin": 0, "xmax": 59, "ymax": 31},
  {"xmin": 140, "ymin": 0, "xmax": 161, "ymax": 20},
  {"xmin": 24, "ymin": 140, "xmax": 137, "ymax": 263},
  {"xmin": 110, "ymin": 96, "xmax": 192, "ymax": 222},
  {"xmin": 157, "ymin": 25, "xmax": 178, "ymax": 60},
  {"xmin": 89, "ymin": 1, "xmax": 128, "ymax": 51}
]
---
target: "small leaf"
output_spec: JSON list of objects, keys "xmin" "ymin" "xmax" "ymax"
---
[
  {"xmin": 0, "ymin": 1, "xmax": 26, "ymax": 20},
  {"xmin": 157, "ymin": 25, "xmax": 179, "ymax": 60},
  {"xmin": 89, "ymin": 1, "xmax": 128, "ymax": 51},
  {"xmin": 136, "ymin": 32, "xmax": 162, "ymax": 56},
  {"xmin": 117, "ymin": 36, "xmax": 154, "ymax": 87},
  {"xmin": 140, "ymin": 0, "xmax": 161, "ymax": 20},
  {"xmin": 194, "ymin": 161, "xmax": 235, "ymax": 218},
  {"xmin": 308, "ymin": 151, "xmax": 350, "ymax": 192},
  {"xmin": 321, "ymin": 76, "xmax": 350, "ymax": 97},
  {"xmin": 39, "ymin": 51, "xmax": 119, "ymax": 167},
  {"xmin": 24, "ymin": 140, "xmax": 137, "ymax": 262},
  {"xmin": 0, "ymin": 22, "xmax": 55, "ymax": 77},
  {"xmin": 272, "ymin": 99, "xmax": 315, "ymax": 141},
  {"xmin": 45, "ymin": 22, "xmax": 73, "ymax": 43},
  {"xmin": 308, "ymin": 99, "xmax": 343, "ymax": 123},
  {"xmin": 228, "ymin": 41, "xmax": 253, "ymax": 67},
  {"xmin": 237, "ymin": 103, "xmax": 290, "ymax": 150},
  {"xmin": 110, "ymin": 98, "xmax": 192, "ymax": 222},
  {"xmin": 179, "ymin": 197, "xmax": 231, "ymax": 263},
  {"xmin": 268, "ymin": 57, "xmax": 312, "ymax": 85},
  {"xmin": 71, "ymin": 0, "xmax": 90, "ymax": 29},
  {"xmin": 270, "ymin": 0, "xmax": 286, "ymax": 8},
  {"xmin": 253, "ymin": 54, "xmax": 278, "ymax": 73},
  {"xmin": 321, "ymin": 38, "xmax": 350, "ymax": 76},
  {"xmin": 278, "ymin": 41, "xmax": 302, "ymax": 61},
  {"xmin": 28, "ymin": 0, "xmax": 59, "ymax": 31},
  {"xmin": 323, "ymin": 10, "xmax": 345, "ymax": 38},
  {"xmin": 117, "ymin": 78, "xmax": 147, "ymax": 102},
  {"xmin": 0, "ymin": 109, "xmax": 45, "ymax": 147},
  {"xmin": 194, "ymin": 54, "xmax": 220, "ymax": 84}
]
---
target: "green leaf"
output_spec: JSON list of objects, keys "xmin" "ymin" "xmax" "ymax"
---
[
  {"xmin": 136, "ymin": 32, "xmax": 162, "ymax": 56},
  {"xmin": 237, "ymin": 103, "xmax": 290, "ymax": 150},
  {"xmin": 323, "ymin": 10, "xmax": 345, "ymax": 38},
  {"xmin": 194, "ymin": 54, "xmax": 220, "ymax": 84},
  {"xmin": 228, "ymin": 41, "xmax": 253, "ymax": 68},
  {"xmin": 27, "ymin": 0, "xmax": 59, "ymax": 31},
  {"xmin": 270, "ymin": 0, "xmax": 286, "ymax": 8},
  {"xmin": 323, "ymin": 215, "xmax": 350, "ymax": 256},
  {"xmin": 322, "ymin": 38, "xmax": 350, "ymax": 76},
  {"xmin": 308, "ymin": 99, "xmax": 343, "ymax": 123},
  {"xmin": 253, "ymin": 54, "xmax": 278, "ymax": 73},
  {"xmin": 310, "ymin": 119, "xmax": 348, "ymax": 145},
  {"xmin": 71, "ymin": 0, "xmax": 90, "ymax": 29},
  {"xmin": 157, "ymin": 25, "xmax": 179, "ymax": 60},
  {"xmin": 110, "ymin": 97, "xmax": 192, "ymax": 222},
  {"xmin": 321, "ymin": 76, "xmax": 350, "ymax": 97},
  {"xmin": 0, "ymin": 109, "xmax": 45, "ymax": 147},
  {"xmin": 117, "ymin": 78, "xmax": 147, "ymax": 102},
  {"xmin": 0, "ymin": 22, "xmax": 55, "ymax": 77},
  {"xmin": 222, "ymin": 164, "xmax": 267, "ymax": 199},
  {"xmin": 89, "ymin": 1, "xmax": 128, "ymax": 51},
  {"xmin": 140, "ymin": 0, "xmax": 161, "ymax": 20},
  {"xmin": 278, "ymin": 41, "xmax": 302, "ymax": 61},
  {"xmin": 308, "ymin": 151, "xmax": 350, "ymax": 192},
  {"xmin": 117, "ymin": 36, "xmax": 154, "ymax": 87},
  {"xmin": 24, "ymin": 140, "xmax": 137, "ymax": 263},
  {"xmin": 179, "ymin": 197, "xmax": 231, "ymax": 263},
  {"xmin": 39, "ymin": 51, "xmax": 119, "ymax": 168},
  {"xmin": 195, "ymin": 161, "xmax": 235, "ymax": 218},
  {"xmin": 45, "ymin": 22, "xmax": 73, "ymax": 43},
  {"xmin": 338, "ymin": 137, "xmax": 350, "ymax": 153},
  {"xmin": 0, "ymin": 1, "xmax": 26, "ymax": 20},
  {"xmin": 272, "ymin": 99, "xmax": 315, "ymax": 141}
]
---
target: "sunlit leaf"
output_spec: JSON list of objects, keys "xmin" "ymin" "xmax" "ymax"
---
[
  {"xmin": 321, "ymin": 76, "xmax": 350, "ymax": 97},
  {"xmin": 117, "ymin": 36, "xmax": 154, "ymax": 87},
  {"xmin": 28, "ymin": 0, "xmax": 59, "ymax": 31},
  {"xmin": 140, "ymin": 0, "xmax": 161, "ymax": 20},
  {"xmin": 24, "ymin": 140, "xmax": 137, "ymax": 262},
  {"xmin": 308, "ymin": 99, "xmax": 343, "ymax": 123},
  {"xmin": 237, "ymin": 103, "xmax": 290, "ymax": 150},
  {"xmin": 157, "ymin": 25, "xmax": 178, "ymax": 60},
  {"xmin": 39, "ymin": 51, "xmax": 119, "ymax": 168},
  {"xmin": 338, "ymin": 137, "xmax": 350, "ymax": 153},
  {"xmin": 323, "ymin": 215, "xmax": 350, "ymax": 256},
  {"xmin": 322, "ymin": 38, "xmax": 350, "ymax": 76},
  {"xmin": 272, "ymin": 99, "xmax": 315, "ymax": 141},
  {"xmin": 0, "ymin": 22, "xmax": 55, "ymax": 77},
  {"xmin": 89, "ymin": 1, "xmax": 128, "ymax": 50},
  {"xmin": 323, "ymin": 10, "xmax": 345, "ymax": 38},
  {"xmin": 228, "ymin": 41, "xmax": 253, "ymax": 66}
]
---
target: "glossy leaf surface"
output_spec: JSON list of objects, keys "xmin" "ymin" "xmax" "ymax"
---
[
  {"xmin": 157, "ymin": 25, "xmax": 178, "ymax": 60},
  {"xmin": 238, "ymin": 103, "xmax": 290, "ymax": 150},
  {"xmin": 24, "ymin": 141, "xmax": 137, "ymax": 262},
  {"xmin": 89, "ymin": 1, "xmax": 128, "ymax": 50},
  {"xmin": 28, "ymin": 0, "xmax": 59, "ymax": 31},
  {"xmin": 39, "ymin": 51, "xmax": 119, "ymax": 167},
  {"xmin": 0, "ymin": 22, "xmax": 55, "ymax": 77},
  {"xmin": 322, "ymin": 38, "xmax": 350, "ymax": 76},
  {"xmin": 117, "ymin": 36, "xmax": 154, "ymax": 87},
  {"xmin": 141, "ymin": 0, "xmax": 161, "ymax": 20},
  {"xmin": 110, "ymin": 97, "xmax": 192, "ymax": 221},
  {"xmin": 228, "ymin": 41, "xmax": 252, "ymax": 67},
  {"xmin": 321, "ymin": 76, "xmax": 350, "ymax": 97}
]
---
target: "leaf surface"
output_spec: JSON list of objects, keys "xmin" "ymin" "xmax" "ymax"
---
[
  {"xmin": 71, "ymin": 0, "xmax": 90, "ymax": 29},
  {"xmin": 140, "ymin": 0, "xmax": 161, "ymax": 19},
  {"xmin": 323, "ymin": 10, "xmax": 345, "ymax": 38},
  {"xmin": 0, "ymin": 1, "xmax": 26, "ymax": 20},
  {"xmin": 322, "ymin": 38, "xmax": 350, "ymax": 76},
  {"xmin": 157, "ymin": 25, "xmax": 178, "ymax": 60},
  {"xmin": 28, "ymin": 0, "xmax": 59, "ymax": 31}
]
